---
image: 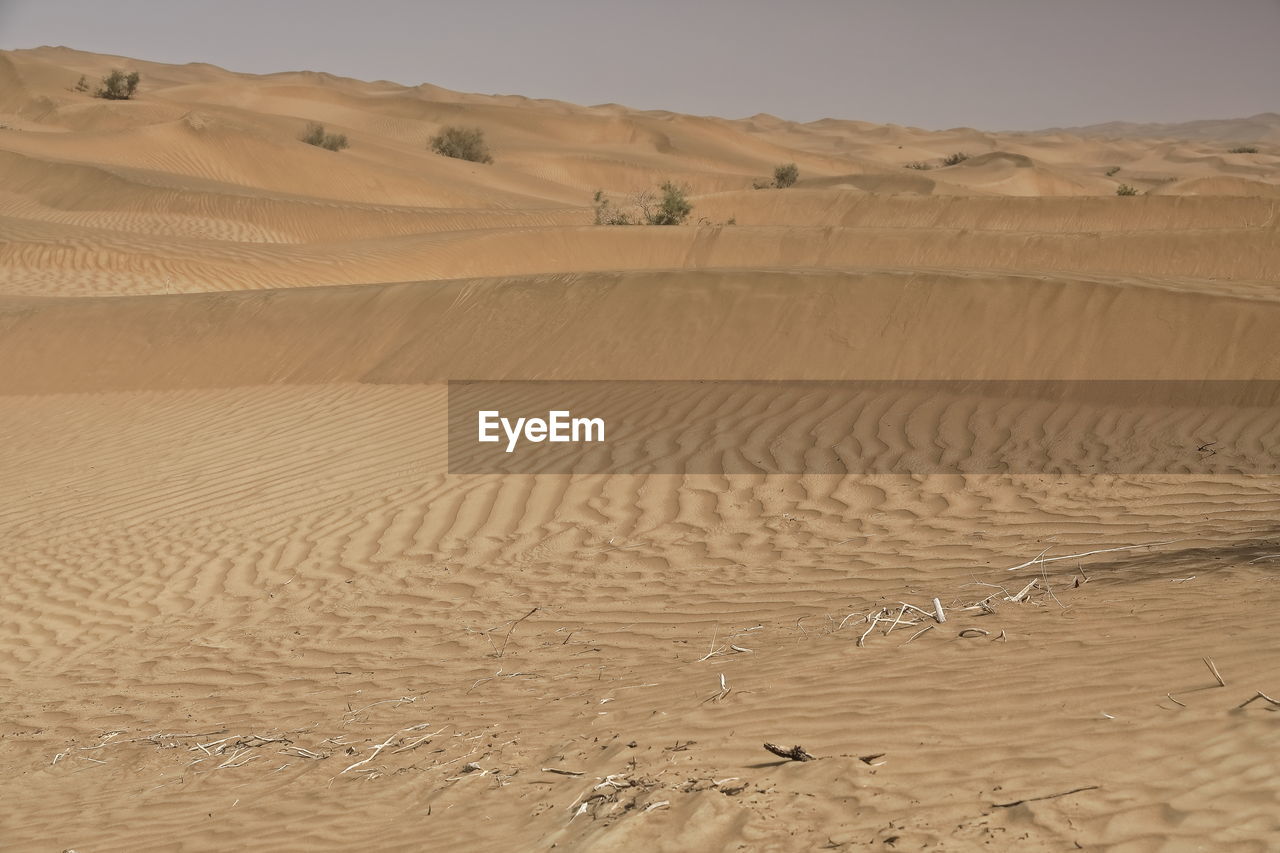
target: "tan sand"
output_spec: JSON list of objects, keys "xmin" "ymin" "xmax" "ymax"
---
[{"xmin": 1, "ymin": 47, "xmax": 1278, "ymax": 852}]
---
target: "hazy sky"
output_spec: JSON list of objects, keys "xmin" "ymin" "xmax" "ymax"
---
[{"xmin": 1, "ymin": 0, "xmax": 1276, "ymax": 129}]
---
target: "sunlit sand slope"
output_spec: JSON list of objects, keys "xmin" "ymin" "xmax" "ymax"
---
[
  {"xmin": 3, "ymin": 268, "xmax": 1280, "ymax": 392},
  {"xmin": 2, "ymin": 47, "xmax": 1278, "ymax": 298}
]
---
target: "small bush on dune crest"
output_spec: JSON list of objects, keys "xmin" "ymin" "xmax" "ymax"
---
[
  {"xmin": 94, "ymin": 69, "xmax": 140, "ymax": 100},
  {"xmin": 300, "ymin": 122, "xmax": 349, "ymax": 152},
  {"xmin": 941, "ymin": 151, "xmax": 969, "ymax": 166},
  {"xmin": 646, "ymin": 181, "xmax": 692, "ymax": 225},
  {"xmin": 592, "ymin": 190, "xmax": 633, "ymax": 225},
  {"xmin": 904, "ymin": 161, "xmax": 932, "ymax": 170},
  {"xmin": 430, "ymin": 126, "xmax": 494, "ymax": 164},
  {"xmin": 752, "ymin": 163, "xmax": 800, "ymax": 189},
  {"xmin": 1115, "ymin": 183, "xmax": 1138, "ymax": 196},
  {"xmin": 593, "ymin": 182, "xmax": 694, "ymax": 226},
  {"xmin": 1228, "ymin": 146, "xmax": 1259, "ymax": 154}
]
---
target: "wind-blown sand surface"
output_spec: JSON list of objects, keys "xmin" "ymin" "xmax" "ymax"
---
[{"xmin": 1, "ymin": 47, "xmax": 1278, "ymax": 852}]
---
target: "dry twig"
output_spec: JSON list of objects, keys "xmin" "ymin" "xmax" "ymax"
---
[
  {"xmin": 1203, "ymin": 657, "xmax": 1226, "ymax": 687},
  {"xmin": 1004, "ymin": 540, "xmax": 1182, "ymax": 572},
  {"xmin": 763, "ymin": 743, "xmax": 815, "ymax": 762},
  {"xmin": 1237, "ymin": 691, "xmax": 1279, "ymax": 709},
  {"xmin": 496, "ymin": 607, "xmax": 539, "ymax": 658},
  {"xmin": 904, "ymin": 625, "xmax": 934, "ymax": 644},
  {"xmin": 993, "ymin": 785, "xmax": 1099, "ymax": 808}
]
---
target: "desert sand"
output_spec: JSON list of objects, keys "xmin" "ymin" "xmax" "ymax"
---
[{"xmin": 1, "ymin": 46, "xmax": 1278, "ymax": 852}]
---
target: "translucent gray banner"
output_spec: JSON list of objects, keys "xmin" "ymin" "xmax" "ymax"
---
[{"xmin": 447, "ymin": 380, "xmax": 1280, "ymax": 475}]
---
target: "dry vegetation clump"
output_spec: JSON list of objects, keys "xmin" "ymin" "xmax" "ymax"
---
[
  {"xmin": 941, "ymin": 151, "xmax": 970, "ymax": 166},
  {"xmin": 772, "ymin": 162, "xmax": 799, "ymax": 187},
  {"xmin": 94, "ymin": 70, "xmax": 140, "ymax": 100},
  {"xmin": 593, "ymin": 182, "xmax": 692, "ymax": 226},
  {"xmin": 300, "ymin": 122, "xmax": 349, "ymax": 152},
  {"xmin": 592, "ymin": 190, "xmax": 633, "ymax": 225},
  {"xmin": 753, "ymin": 163, "xmax": 800, "ymax": 188},
  {"xmin": 430, "ymin": 126, "xmax": 494, "ymax": 163}
]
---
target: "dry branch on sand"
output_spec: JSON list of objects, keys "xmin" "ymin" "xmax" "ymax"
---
[
  {"xmin": 904, "ymin": 625, "xmax": 934, "ymax": 644},
  {"xmin": 52, "ymin": 719, "xmax": 473, "ymax": 786},
  {"xmin": 847, "ymin": 595, "xmax": 955, "ymax": 648},
  {"xmin": 696, "ymin": 624, "xmax": 761, "ymax": 661},
  {"xmin": 763, "ymin": 743, "xmax": 816, "ymax": 762},
  {"xmin": 1006, "ymin": 579, "xmax": 1039, "ymax": 603},
  {"xmin": 340, "ymin": 730, "xmax": 404, "ymax": 775},
  {"xmin": 343, "ymin": 696, "xmax": 417, "ymax": 720},
  {"xmin": 467, "ymin": 669, "xmax": 536, "ymax": 693},
  {"xmin": 1202, "ymin": 657, "xmax": 1226, "ymax": 687},
  {"xmin": 846, "ymin": 538, "xmax": 1173, "ymax": 650},
  {"xmin": 497, "ymin": 607, "xmax": 539, "ymax": 657},
  {"xmin": 1003, "ymin": 539, "xmax": 1183, "ymax": 572},
  {"xmin": 51, "ymin": 727, "xmax": 347, "ymax": 773},
  {"xmin": 1236, "ymin": 691, "xmax": 1280, "ymax": 709},
  {"xmin": 701, "ymin": 672, "xmax": 732, "ymax": 704},
  {"xmin": 465, "ymin": 607, "xmax": 540, "ymax": 658},
  {"xmin": 993, "ymin": 784, "xmax": 1099, "ymax": 808},
  {"xmin": 566, "ymin": 771, "xmax": 665, "ymax": 821}
]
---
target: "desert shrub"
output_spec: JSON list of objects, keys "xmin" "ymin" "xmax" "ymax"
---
[
  {"xmin": 592, "ymin": 190, "xmax": 633, "ymax": 225},
  {"xmin": 430, "ymin": 125, "xmax": 493, "ymax": 163},
  {"xmin": 94, "ymin": 70, "xmax": 140, "ymax": 100},
  {"xmin": 752, "ymin": 179, "xmax": 771, "ymax": 189},
  {"xmin": 593, "ymin": 182, "xmax": 693, "ymax": 226},
  {"xmin": 725, "ymin": 216, "xmax": 736, "ymax": 225},
  {"xmin": 904, "ymin": 161, "xmax": 932, "ymax": 170},
  {"xmin": 1115, "ymin": 183, "xmax": 1138, "ymax": 196},
  {"xmin": 1228, "ymin": 146, "xmax": 1259, "ymax": 154},
  {"xmin": 646, "ymin": 181, "xmax": 692, "ymax": 225},
  {"xmin": 73, "ymin": 75, "xmax": 90, "ymax": 93},
  {"xmin": 773, "ymin": 162, "xmax": 799, "ymax": 188},
  {"xmin": 1105, "ymin": 166, "xmax": 1121, "ymax": 177},
  {"xmin": 300, "ymin": 122, "xmax": 349, "ymax": 152},
  {"xmin": 941, "ymin": 151, "xmax": 969, "ymax": 166}
]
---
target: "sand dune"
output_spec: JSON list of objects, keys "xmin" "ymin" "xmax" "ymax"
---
[
  {"xmin": 1, "ymin": 46, "xmax": 1278, "ymax": 853},
  {"xmin": 1045, "ymin": 112, "xmax": 1280, "ymax": 144},
  {"xmin": 4, "ymin": 268, "xmax": 1280, "ymax": 394},
  {"xmin": 2, "ymin": 199, "xmax": 1277, "ymax": 297}
]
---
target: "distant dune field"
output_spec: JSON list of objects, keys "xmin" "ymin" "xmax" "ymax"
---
[{"xmin": 1, "ymin": 47, "xmax": 1278, "ymax": 852}]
